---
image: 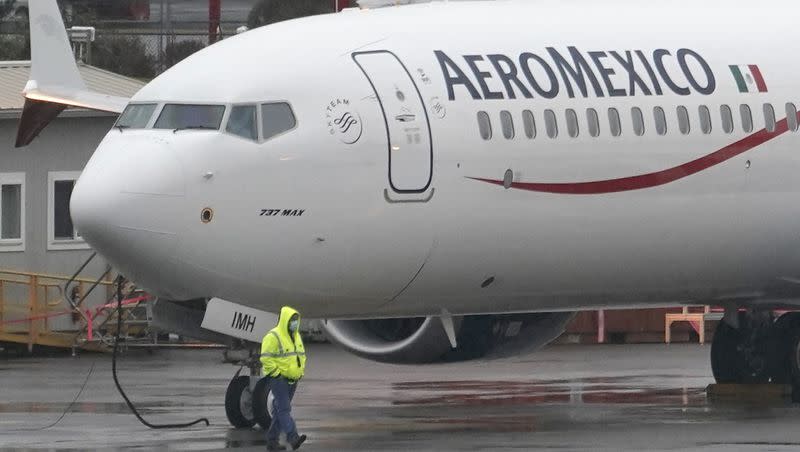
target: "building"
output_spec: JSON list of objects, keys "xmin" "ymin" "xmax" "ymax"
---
[{"xmin": 0, "ymin": 60, "xmax": 143, "ymax": 334}]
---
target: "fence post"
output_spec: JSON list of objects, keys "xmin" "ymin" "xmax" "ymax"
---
[
  {"xmin": 0, "ymin": 280, "xmax": 4, "ymax": 333},
  {"xmin": 28, "ymin": 275, "xmax": 38, "ymax": 352}
]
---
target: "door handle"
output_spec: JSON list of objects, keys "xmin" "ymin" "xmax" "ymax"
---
[{"xmin": 395, "ymin": 114, "xmax": 415, "ymax": 122}]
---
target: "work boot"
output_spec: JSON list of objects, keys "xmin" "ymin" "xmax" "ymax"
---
[
  {"xmin": 288, "ymin": 434, "xmax": 307, "ymax": 450},
  {"xmin": 266, "ymin": 440, "xmax": 286, "ymax": 451}
]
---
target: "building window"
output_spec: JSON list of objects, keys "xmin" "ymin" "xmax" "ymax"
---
[
  {"xmin": 720, "ymin": 105, "xmax": 734, "ymax": 134},
  {"xmin": 787, "ymin": 103, "xmax": 799, "ymax": 132},
  {"xmin": 48, "ymin": 171, "xmax": 88, "ymax": 250},
  {"xmin": 477, "ymin": 111, "xmax": 492, "ymax": 140},
  {"xmin": 699, "ymin": 105, "xmax": 712, "ymax": 134},
  {"xmin": 565, "ymin": 109, "xmax": 579, "ymax": 138},
  {"xmin": 608, "ymin": 108, "xmax": 622, "ymax": 137},
  {"xmin": 677, "ymin": 106, "xmax": 691, "ymax": 135},
  {"xmin": 653, "ymin": 107, "xmax": 667, "ymax": 136},
  {"xmin": 500, "ymin": 110, "xmax": 515, "ymax": 139},
  {"xmin": 763, "ymin": 103, "xmax": 776, "ymax": 132},
  {"xmin": 740, "ymin": 104, "xmax": 753, "ymax": 133},
  {"xmin": 631, "ymin": 107, "xmax": 645, "ymax": 136},
  {"xmin": 522, "ymin": 110, "xmax": 536, "ymax": 139},
  {"xmin": 586, "ymin": 108, "xmax": 600, "ymax": 137},
  {"xmin": 0, "ymin": 173, "xmax": 24, "ymax": 252},
  {"xmin": 544, "ymin": 109, "xmax": 558, "ymax": 139}
]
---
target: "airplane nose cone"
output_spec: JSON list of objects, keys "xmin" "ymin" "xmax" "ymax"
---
[{"xmin": 71, "ymin": 135, "xmax": 186, "ymax": 295}]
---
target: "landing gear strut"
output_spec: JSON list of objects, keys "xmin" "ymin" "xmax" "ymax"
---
[
  {"xmin": 224, "ymin": 345, "xmax": 273, "ymax": 429},
  {"xmin": 711, "ymin": 310, "xmax": 800, "ymax": 387}
]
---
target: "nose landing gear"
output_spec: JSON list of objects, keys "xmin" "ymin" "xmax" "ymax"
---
[
  {"xmin": 711, "ymin": 309, "xmax": 800, "ymax": 390},
  {"xmin": 223, "ymin": 346, "xmax": 274, "ymax": 429}
]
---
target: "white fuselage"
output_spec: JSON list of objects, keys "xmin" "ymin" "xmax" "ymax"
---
[{"xmin": 70, "ymin": 0, "xmax": 800, "ymax": 319}]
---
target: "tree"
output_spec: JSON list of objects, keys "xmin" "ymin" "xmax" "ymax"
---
[
  {"xmin": 0, "ymin": 34, "xmax": 28, "ymax": 60},
  {"xmin": 0, "ymin": 0, "xmax": 17, "ymax": 19},
  {"xmin": 247, "ymin": 0, "xmax": 334, "ymax": 29},
  {"xmin": 91, "ymin": 35, "xmax": 155, "ymax": 80},
  {"xmin": 164, "ymin": 40, "xmax": 206, "ymax": 69}
]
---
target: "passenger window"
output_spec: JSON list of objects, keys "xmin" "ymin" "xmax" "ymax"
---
[
  {"xmin": 740, "ymin": 104, "xmax": 753, "ymax": 133},
  {"xmin": 608, "ymin": 108, "xmax": 621, "ymax": 137},
  {"xmin": 565, "ymin": 109, "xmax": 579, "ymax": 138},
  {"xmin": 653, "ymin": 107, "xmax": 667, "ymax": 136},
  {"xmin": 477, "ymin": 111, "xmax": 492, "ymax": 140},
  {"xmin": 631, "ymin": 107, "xmax": 645, "ymax": 136},
  {"xmin": 500, "ymin": 110, "xmax": 515, "ymax": 139},
  {"xmin": 155, "ymin": 104, "xmax": 226, "ymax": 130},
  {"xmin": 544, "ymin": 109, "xmax": 558, "ymax": 139},
  {"xmin": 522, "ymin": 110, "xmax": 536, "ymax": 139},
  {"xmin": 226, "ymin": 105, "xmax": 258, "ymax": 141},
  {"xmin": 787, "ymin": 103, "xmax": 799, "ymax": 132},
  {"xmin": 261, "ymin": 102, "xmax": 297, "ymax": 140},
  {"xmin": 763, "ymin": 103, "xmax": 776, "ymax": 132},
  {"xmin": 586, "ymin": 108, "xmax": 600, "ymax": 137},
  {"xmin": 116, "ymin": 103, "xmax": 157, "ymax": 129},
  {"xmin": 677, "ymin": 106, "xmax": 690, "ymax": 135},
  {"xmin": 720, "ymin": 105, "xmax": 734, "ymax": 134},
  {"xmin": 699, "ymin": 105, "xmax": 712, "ymax": 134}
]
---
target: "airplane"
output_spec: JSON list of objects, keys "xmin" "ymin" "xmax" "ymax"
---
[{"xmin": 16, "ymin": 0, "xmax": 800, "ymax": 429}]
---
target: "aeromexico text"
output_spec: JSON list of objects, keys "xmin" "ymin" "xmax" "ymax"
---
[{"xmin": 434, "ymin": 48, "xmax": 716, "ymax": 101}]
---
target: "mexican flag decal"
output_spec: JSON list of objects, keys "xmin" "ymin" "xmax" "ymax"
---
[{"xmin": 729, "ymin": 65, "xmax": 768, "ymax": 93}]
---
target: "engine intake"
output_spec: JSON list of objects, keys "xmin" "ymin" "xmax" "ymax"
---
[{"xmin": 321, "ymin": 312, "xmax": 574, "ymax": 364}]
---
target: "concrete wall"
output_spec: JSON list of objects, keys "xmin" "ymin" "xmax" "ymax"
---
[{"xmin": 0, "ymin": 114, "xmax": 116, "ymax": 331}]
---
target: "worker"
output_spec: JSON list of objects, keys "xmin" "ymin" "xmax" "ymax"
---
[{"xmin": 260, "ymin": 306, "xmax": 307, "ymax": 451}]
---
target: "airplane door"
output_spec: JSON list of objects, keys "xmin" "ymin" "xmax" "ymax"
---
[{"xmin": 354, "ymin": 51, "xmax": 433, "ymax": 194}]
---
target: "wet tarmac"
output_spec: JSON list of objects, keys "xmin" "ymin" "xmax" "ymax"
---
[{"xmin": 2, "ymin": 343, "xmax": 800, "ymax": 451}]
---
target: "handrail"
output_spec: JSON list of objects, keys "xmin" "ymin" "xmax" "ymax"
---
[{"xmin": 0, "ymin": 268, "xmax": 115, "ymax": 285}]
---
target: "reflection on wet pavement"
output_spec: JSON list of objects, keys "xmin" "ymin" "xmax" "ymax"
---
[{"xmin": 1, "ymin": 344, "xmax": 800, "ymax": 451}]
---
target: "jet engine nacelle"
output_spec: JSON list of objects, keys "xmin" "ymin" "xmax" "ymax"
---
[{"xmin": 321, "ymin": 312, "xmax": 576, "ymax": 364}]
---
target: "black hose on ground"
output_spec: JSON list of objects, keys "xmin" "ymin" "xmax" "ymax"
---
[{"xmin": 112, "ymin": 276, "xmax": 210, "ymax": 429}]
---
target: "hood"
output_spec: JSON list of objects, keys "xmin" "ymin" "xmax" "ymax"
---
[{"xmin": 277, "ymin": 305, "xmax": 300, "ymax": 335}]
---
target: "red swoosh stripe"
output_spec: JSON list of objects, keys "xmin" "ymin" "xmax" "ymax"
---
[{"xmin": 469, "ymin": 116, "xmax": 791, "ymax": 195}]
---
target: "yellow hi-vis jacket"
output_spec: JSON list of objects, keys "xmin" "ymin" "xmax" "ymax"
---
[{"xmin": 260, "ymin": 306, "xmax": 306, "ymax": 381}]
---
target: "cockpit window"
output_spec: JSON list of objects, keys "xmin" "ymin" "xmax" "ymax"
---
[
  {"xmin": 226, "ymin": 105, "xmax": 258, "ymax": 141},
  {"xmin": 154, "ymin": 104, "xmax": 226, "ymax": 131},
  {"xmin": 116, "ymin": 103, "xmax": 157, "ymax": 129},
  {"xmin": 261, "ymin": 102, "xmax": 296, "ymax": 140}
]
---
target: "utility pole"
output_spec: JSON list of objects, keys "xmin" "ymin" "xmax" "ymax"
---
[{"xmin": 209, "ymin": 0, "xmax": 221, "ymax": 44}]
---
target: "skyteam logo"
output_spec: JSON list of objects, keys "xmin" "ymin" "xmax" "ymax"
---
[{"xmin": 326, "ymin": 98, "xmax": 363, "ymax": 145}]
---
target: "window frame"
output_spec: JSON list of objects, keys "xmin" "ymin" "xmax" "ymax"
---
[
  {"xmin": 763, "ymin": 103, "xmax": 776, "ymax": 133},
  {"xmin": 544, "ymin": 109, "xmax": 558, "ymax": 139},
  {"xmin": 153, "ymin": 103, "xmax": 227, "ymax": 131},
  {"xmin": 223, "ymin": 103, "xmax": 260, "ymax": 142},
  {"xmin": 586, "ymin": 108, "xmax": 600, "ymax": 137},
  {"xmin": 720, "ymin": 105, "xmax": 734, "ymax": 134},
  {"xmin": 522, "ymin": 110, "xmax": 536, "ymax": 139},
  {"xmin": 565, "ymin": 108, "xmax": 579, "ymax": 138},
  {"xmin": 698, "ymin": 105, "xmax": 713, "ymax": 135},
  {"xmin": 499, "ymin": 110, "xmax": 515, "ymax": 140},
  {"xmin": 677, "ymin": 105, "xmax": 691, "ymax": 135},
  {"xmin": 631, "ymin": 107, "xmax": 645, "ymax": 136},
  {"xmin": 47, "ymin": 171, "xmax": 88, "ymax": 251},
  {"xmin": 787, "ymin": 103, "xmax": 799, "ymax": 132},
  {"xmin": 608, "ymin": 107, "xmax": 622, "ymax": 137},
  {"xmin": 259, "ymin": 101, "xmax": 299, "ymax": 143},
  {"xmin": 653, "ymin": 106, "xmax": 667, "ymax": 136},
  {"xmin": 0, "ymin": 172, "xmax": 25, "ymax": 252},
  {"xmin": 477, "ymin": 111, "xmax": 492, "ymax": 140},
  {"xmin": 740, "ymin": 104, "xmax": 754, "ymax": 133}
]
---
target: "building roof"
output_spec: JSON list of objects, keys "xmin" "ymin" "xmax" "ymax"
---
[{"xmin": 0, "ymin": 60, "xmax": 144, "ymax": 115}]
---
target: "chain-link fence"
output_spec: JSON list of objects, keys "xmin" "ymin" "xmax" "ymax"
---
[{"xmin": 0, "ymin": 20, "xmax": 247, "ymax": 79}]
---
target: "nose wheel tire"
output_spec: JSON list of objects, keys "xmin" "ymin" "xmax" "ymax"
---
[
  {"xmin": 225, "ymin": 375, "xmax": 256, "ymax": 429},
  {"xmin": 252, "ymin": 377, "xmax": 275, "ymax": 430}
]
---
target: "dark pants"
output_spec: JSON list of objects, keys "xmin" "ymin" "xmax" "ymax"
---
[{"xmin": 266, "ymin": 377, "xmax": 299, "ymax": 443}]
